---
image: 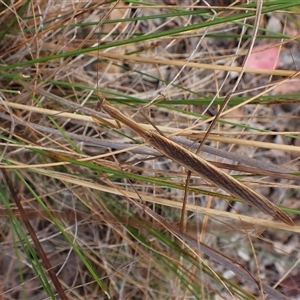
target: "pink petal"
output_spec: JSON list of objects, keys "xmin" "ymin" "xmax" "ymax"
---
[{"xmin": 244, "ymin": 44, "xmax": 281, "ymax": 70}]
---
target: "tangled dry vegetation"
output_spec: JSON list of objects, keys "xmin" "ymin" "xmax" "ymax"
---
[{"xmin": 0, "ymin": 1, "xmax": 300, "ymax": 299}]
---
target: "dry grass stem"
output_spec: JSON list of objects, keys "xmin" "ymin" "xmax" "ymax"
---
[{"xmin": 100, "ymin": 100, "xmax": 294, "ymax": 225}]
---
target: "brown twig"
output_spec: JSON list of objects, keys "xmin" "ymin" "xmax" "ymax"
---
[{"xmin": 1, "ymin": 169, "xmax": 68, "ymax": 300}]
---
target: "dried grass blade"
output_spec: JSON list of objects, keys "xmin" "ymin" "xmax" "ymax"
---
[
  {"xmin": 148, "ymin": 132, "xmax": 293, "ymax": 226},
  {"xmin": 101, "ymin": 102, "xmax": 293, "ymax": 226}
]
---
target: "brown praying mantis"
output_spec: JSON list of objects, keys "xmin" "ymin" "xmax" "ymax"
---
[{"xmin": 93, "ymin": 98, "xmax": 294, "ymax": 226}]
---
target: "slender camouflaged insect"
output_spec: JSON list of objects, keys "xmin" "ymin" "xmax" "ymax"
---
[{"xmin": 96, "ymin": 99, "xmax": 293, "ymax": 226}]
